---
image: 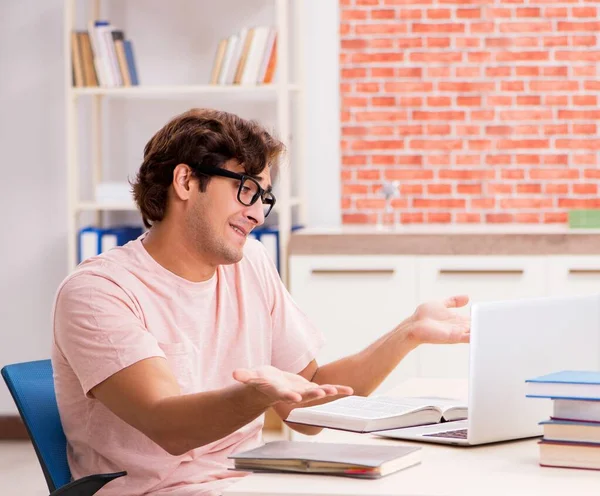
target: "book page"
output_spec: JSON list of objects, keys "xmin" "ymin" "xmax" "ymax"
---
[
  {"xmin": 388, "ymin": 396, "xmax": 467, "ymax": 419},
  {"xmin": 296, "ymin": 396, "xmax": 435, "ymax": 420}
]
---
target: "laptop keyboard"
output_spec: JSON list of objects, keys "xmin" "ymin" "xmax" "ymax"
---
[{"xmin": 423, "ymin": 428, "xmax": 468, "ymax": 439}]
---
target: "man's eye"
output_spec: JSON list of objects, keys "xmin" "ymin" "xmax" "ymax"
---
[{"xmin": 241, "ymin": 186, "xmax": 252, "ymax": 193}]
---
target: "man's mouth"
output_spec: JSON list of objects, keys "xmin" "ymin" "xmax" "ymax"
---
[{"xmin": 230, "ymin": 224, "xmax": 248, "ymax": 237}]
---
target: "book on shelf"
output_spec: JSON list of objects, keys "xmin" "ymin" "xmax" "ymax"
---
[
  {"xmin": 525, "ymin": 370, "xmax": 600, "ymax": 400},
  {"xmin": 285, "ymin": 395, "xmax": 467, "ymax": 433},
  {"xmin": 70, "ymin": 20, "xmax": 139, "ymax": 88},
  {"xmin": 228, "ymin": 441, "xmax": 421, "ymax": 479},
  {"xmin": 79, "ymin": 225, "xmax": 143, "ymax": 263},
  {"xmin": 210, "ymin": 26, "xmax": 277, "ymax": 86}
]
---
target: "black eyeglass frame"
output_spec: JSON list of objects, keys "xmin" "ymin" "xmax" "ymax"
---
[{"xmin": 192, "ymin": 165, "xmax": 276, "ymax": 218}]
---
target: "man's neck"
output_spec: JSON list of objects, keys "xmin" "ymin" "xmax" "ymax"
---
[{"xmin": 142, "ymin": 224, "xmax": 216, "ymax": 283}]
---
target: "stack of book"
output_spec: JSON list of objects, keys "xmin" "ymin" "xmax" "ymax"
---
[
  {"xmin": 526, "ymin": 370, "xmax": 600, "ymax": 471},
  {"xmin": 71, "ymin": 20, "xmax": 139, "ymax": 88},
  {"xmin": 210, "ymin": 26, "xmax": 277, "ymax": 85}
]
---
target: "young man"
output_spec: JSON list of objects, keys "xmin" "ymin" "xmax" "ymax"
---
[{"xmin": 52, "ymin": 108, "xmax": 470, "ymax": 496}]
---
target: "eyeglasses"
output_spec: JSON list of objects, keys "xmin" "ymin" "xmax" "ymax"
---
[{"xmin": 193, "ymin": 165, "xmax": 276, "ymax": 218}]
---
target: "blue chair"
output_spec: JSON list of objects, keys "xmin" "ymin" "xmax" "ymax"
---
[{"xmin": 1, "ymin": 359, "xmax": 126, "ymax": 496}]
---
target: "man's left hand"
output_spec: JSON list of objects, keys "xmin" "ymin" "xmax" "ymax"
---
[{"xmin": 406, "ymin": 295, "xmax": 471, "ymax": 346}]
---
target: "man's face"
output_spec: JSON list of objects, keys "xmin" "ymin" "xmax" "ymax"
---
[{"xmin": 185, "ymin": 161, "xmax": 272, "ymax": 266}]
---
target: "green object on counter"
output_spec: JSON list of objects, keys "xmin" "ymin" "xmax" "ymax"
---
[{"xmin": 569, "ymin": 209, "xmax": 600, "ymax": 228}]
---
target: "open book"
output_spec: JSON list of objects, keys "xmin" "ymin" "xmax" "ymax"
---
[
  {"xmin": 229, "ymin": 441, "xmax": 421, "ymax": 478},
  {"xmin": 285, "ymin": 395, "xmax": 468, "ymax": 433}
]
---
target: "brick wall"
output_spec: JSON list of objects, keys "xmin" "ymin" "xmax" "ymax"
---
[{"xmin": 339, "ymin": 0, "xmax": 600, "ymax": 225}]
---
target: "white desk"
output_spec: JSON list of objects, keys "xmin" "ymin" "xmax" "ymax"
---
[{"xmin": 224, "ymin": 379, "xmax": 599, "ymax": 496}]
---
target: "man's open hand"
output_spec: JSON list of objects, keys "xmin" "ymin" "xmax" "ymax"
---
[
  {"xmin": 408, "ymin": 295, "xmax": 471, "ymax": 346},
  {"xmin": 232, "ymin": 365, "xmax": 353, "ymax": 405}
]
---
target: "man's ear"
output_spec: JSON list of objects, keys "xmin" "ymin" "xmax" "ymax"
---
[{"xmin": 172, "ymin": 164, "xmax": 195, "ymax": 200}]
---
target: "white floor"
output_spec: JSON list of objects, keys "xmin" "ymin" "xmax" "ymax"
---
[{"xmin": 0, "ymin": 441, "xmax": 47, "ymax": 495}]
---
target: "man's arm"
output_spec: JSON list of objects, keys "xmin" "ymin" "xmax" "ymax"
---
[
  {"xmin": 91, "ymin": 358, "xmax": 350, "ymax": 456},
  {"xmin": 271, "ymin": 296, "xmax": 471, "ymax": 432}
]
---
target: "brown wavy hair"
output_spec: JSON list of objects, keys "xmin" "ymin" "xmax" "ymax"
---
[{"xmin": 131, "ymin": 108, "xmax": 285, "ymax": 228}]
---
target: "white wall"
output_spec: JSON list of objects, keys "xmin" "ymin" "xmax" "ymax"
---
[{"xmin": 0, "ymin": 0, "xmax": 339, "ymax": 414}]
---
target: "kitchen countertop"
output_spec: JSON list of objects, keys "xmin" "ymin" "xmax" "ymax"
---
[{"xmin": 289, "ymin": 225, "xmax": 600, "ymax": 255}]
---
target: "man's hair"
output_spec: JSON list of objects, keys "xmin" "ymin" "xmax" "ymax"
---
[{"xmin": 131, "ymin": 108, "xmax": 285, "ymax": 228}]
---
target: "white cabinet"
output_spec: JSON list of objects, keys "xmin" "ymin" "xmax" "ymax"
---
[
  {"xmin": 547, "ymin": 256, "xmax": 600, "ymax": 298},
  {"xmin": 289, "ymin": 255, "xmax": 419, "ymax": 393},
  {"xmin": 415, "ymin": 256, "xmax": 548, "ymax": 378}
]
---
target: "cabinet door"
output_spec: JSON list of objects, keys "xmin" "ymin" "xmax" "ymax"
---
[
  {"xmin": 415, "ymin": 256, "xmax": 547, "ymax": 378},
  {"xmin": 289, "ymin": 255, "xmax": 418, "ymax": 393},
  {"xmin": 547, "ymin": 256, "xmax": 600, "ymax": 298}
]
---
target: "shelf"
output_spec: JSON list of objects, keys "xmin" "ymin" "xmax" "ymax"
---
[
  {"xmin": 76, "ymin": 201, "xmax": 138, "ymax": 212},
  {"xmin": 70, "ymin": 84, "xmax": 301, "ymax": 98}
]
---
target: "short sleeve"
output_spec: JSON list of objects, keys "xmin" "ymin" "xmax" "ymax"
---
[
  {"xmin": 250, "ymin": 242, "xmax": 325, "ymax": 374},
  {"xmin": 53, "ymin": 272, "xmax": 166, "ymax": 396}
]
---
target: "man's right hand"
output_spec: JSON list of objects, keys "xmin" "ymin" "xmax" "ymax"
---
[{"xmin": 232, "ymin": 365, "xmax": 353, "ymax": 405}]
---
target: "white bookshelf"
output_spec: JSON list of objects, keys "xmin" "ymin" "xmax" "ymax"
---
[{"xmin": 64, "ymin": 0, "xmax": 307, "ymax": 286}]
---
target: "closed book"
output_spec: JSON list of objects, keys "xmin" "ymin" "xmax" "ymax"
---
[
  {"xmin": 123, "ymin": 40, "xmax": 139, "ymax": 85},
  {"xmin": 71, "ymin": 31, "xmax": 84, "ymax": 87},
  {"xmin": 539, "ymin": 439, "xmax": 600, "ymax": 471},
  {"xmin": 210, "ymin": 38, "xmax": 228, "ymax": 84},
  {"xmin": 78, "ymin": 32, "xmax": 98, "ymax": 86},
  {"xmin": 553, "ymin": 398, "xmax": 600, "ymax": 423},
  {"xmin": 285, "ymin": 395, "xmax": 467, "ymax": 433},
  {"xmin": 229, "ymin": 441, "xmax": 421, "ymax": 478},
  {"xmin": 541, "ymin": 419, "xmax": 600, "ymax": 444},
  {"xmin": 526, "ymin": 371, "xmax": 600, "ymax": 400}
]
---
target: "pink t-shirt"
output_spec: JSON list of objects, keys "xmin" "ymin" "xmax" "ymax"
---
[{"xmin": 52, "ymin": 236, "xmax": 324, "ymax": 496}]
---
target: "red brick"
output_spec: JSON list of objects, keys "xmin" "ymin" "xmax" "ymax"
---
[
  {"xmin": 457, "ymin": 184, "xmax": 483, "ymax": 194},
  {"xmin": 355, "ymin": 83, "xmax": 381, "ymax": 93},
  {"xmin": 473, "ymin": 198, "xmax": 497, "ymax": 209},
  {"xmin": 400, "ymin": 213, "xmax": 424, "ymax": 224},
  {"xmin": 489, "ymin": 8, "xmax": 512, "ymax": 17},
  {"xmin": 487, "ymin": 96, "xmax": 513, "ymax": 106},
  {"xmin": 341, "ymin": 68, "xmax": 367, "ymax": 79},
  {"xmin": 573, "ymin": 124, "xmax": 597, "ymax": 134},
  {"xmin": 397, "ymin": 9, "xmax": 423, "ymax": 19},
  {"xmin": 556, "ymin": 139, "xmax": 600, "ymax": 150},
  {"xmin": 342, "ymin": 156, "xmax": 368, "ymax": 166},
  {"xmin": 369, "ymin": 39, "xmax": 395, "ymax": 49},
  {"xmin": 439, "ymin": 82, "xmax": 495, "ymax": 92},
  {"xmin": 355, "ymin": 111, "xmax": 408, "ymax": 122},
  {"xmin": 427, "ymin": 9, "xmax": 452, "ymax": 19},
  {"xmin": 515, "ymin": 214, "xmax": 541, "ymax": 224},
  {"xmin": 572, "ymin": 36, "xmax": 597, "ymax": 47},
  {"xmin": 472, "ymin": 23, "xmax": 495, "ymax": 34},
  {"xmin": 542, "ymin": 66, "xmax": 568, "ymax": 77},
  {"xmin": 371, "ymin": 67, "xmax": 396, "ymax": 78},
  {"xmin": 558, "ymin": 22, "xmax": 600, "ymax": 32},
  {"xmin": 397, "ymin": 155, "xmax": 423, "ymax": 165},
  {"xmin": 556, "ymin": 51, "xmax": 600, "ymax": 62},
  {"xmin": 385, "ymin": 82, "xmax": 434, "ymax": 92},
  {"xmin": 516, "ymin": 96, "xmax": 541, "ymax": 106},
  {"xmin": 412, "ymin": 23, "xmax": 466, "ymax": 33},
  {"xmin": 413, "ymin": 111, "xmax": 465, "ymax": 121},
  {"xmin": 351, "ymin": 140, "xmax": 405, "ymax": 151},
  {"xmin": 372, "ymin": 155, "xmax": 397, "ymax": 166},
  {"xmin": 456, "ymin": 126, "xmax": 481, "ymax": 136},
  {"xmin": 342, "ymin": 97, "xmax": 368, "ymax": 107},
  {"xmin": 397, "ymin": 67, "xmax": 423, "ymax": 78},
  {"xmin": 439, "ymin": 170, "xmax": 495, "ymax": 180},
  {"xmin": 341, "ymin": 198, "xmax": 352, "ymax": 209},
  {"xmin": 396, "ymin": 125, "xmax": 424, "ymax": 135},
  {"xmin": 487, "ymin": 213, "xmax": 514, "ymax": 223},
  {"xmin": 410, "ymin": 52, "xmax": 463, "ymax": 63},
  {"xmin": 516, "ymin": 155, "xmax": 541, "ymax": 165},
  {"xmin": 544, "ymin": 36, "xmax": 569, "ymax": 47},
  {"xmin": 456, "ymin": 213, "xmax": 481, "ymax": 223},
  {"xmin": 573, "ymin": 184, "xmax": 598, "ymax": 195},
  {"xmin": 486, "ymin": 155, "xmax": 512, "ymax": 165},
  {"xmin": 427, "ymin": 184, "xmax": 452, "ymax": 195},
  {"xmin": 397, "ymin": 97, "xmax": 424, "ymax": 107},
  {"xmin": 501, "ymin": 81, "xmax": 525, "ymax": 92},
  {"xmin": 351, "ymin": 52, "xmax": 405, "ymax": 63},
  {"xmin": 545, "ymin": 184, "xmax": 569, "ymax": 195},
  {"xmin": 545, "ymin": 7, "xmax": 568, "ymax": 17},
  {"xmin": 400, "ymin": 184, "xmax": 424, "ymax": 195},
  {"xmin": 356, "ymin": 199, "xmax": 387, "ymax": 209},
  {"xmin": 502, "ymin": 169, "xmax": 525, "ymax": 180},
  {"xmin": 544, "ymin": 213, "xmax": 568, "ymax": 224},
  {"xmin": 372, "ymin": 126, "xmax": 396, "ymax": 136},
  {"xmin": 530, "ymin": 80, "xmax": 579, "ymax": 91},
  {"xmin": 343, "ymin": 184, "xmax": 369, "ymax": 195},
  {"xmin": 573, "ymin": 95, "xmax": 598, "ymax": 106},
  {"xmin": 427, "ymin": 213, "xmax": 453, "ymax": 223},
  {"xmin": 414, "ymin": 199, "xmax": 466, "ymax": 208},
  {"xmin": 456, "ymin": 67, "xmax": 481, "ymax": 78},
  {"xmin": 410, "ymin": 139, "xmax": 463, "ymax": 150},
  {"xmin": 397, "ymin": 38, "xmax": 424, "ymax": 48},
  {"xmin": 497, "ymin": 140, "xmax": 550, "ymax": 149},
  {"xmin": 472, "ymin": 110, "xmax": 496, "ymax": 120},
  {"xmin": 496, "ymin": 51, "xmax": 549, "ymax": 62},
  {"xmin": 372, "ymin": 9, "xmax": 396, "ymax": 19},
  {"xmin": 427, "ymin": 96, "xmax": 452, "ymax": 106},
  {"xmin": 458, "ymin": 8, "xmax": 481, "ymax": 18},
  {"xmin": 544, "ymin": 124, "xmax": 569, "ymax": 135},
  {"xmin": 489, "ymin": 183, "xmax": 514, "ymax": 194},
  {"xmin": 342, "ymin": 213, "xmax": 378, "ymax": 224},
  {"xmin": 457, "ymin": 96, "xmax": 481, "ymax": 106},
  {"xmin": 516, "ymin": 184, "xmax": 543, "ymax": 194},
  {"xmin": 575, "ymin": 155, "xmax": 598, "ymax": 165},
  {"xmin": 530, "ymin": 169, "xmax": 579, "ymax": 180},
  {"xmin": 543, "ymin": 155, "xmax": 568, "ymax": 165},
  {"xmin": 357, "ymin": 170, "xmax": 382, "ymax": 181},
  {"xmin": 501, "ymin": 199, "xmax": 552, "ymax": 210},
  {"xmin": 545, "ymin": 95, "xmax": 569, "ymax": 106},
  {"xmin": 486, "ymin": 38, "xmax": 513, "ymax": 49},
  {"xmin": 427, "ymin": 124, "xmax": 452, "ymax": 135},
  {"xmin": 457, "ymin": 37, "xmax": 481, "ymax": 48},
  {"xmin": 573, "ymin": 7, "xmax": 597, "ymax": 17},
  {"xmin": 372, "ymin": 97, "xmax": 396, "ymax": 107},
  {"xmin": 456, "ymin": 155, "xmax": 481, "ymax": 165},
  {"xmin": 558, "ymin": 199, "xmax": 600, "ymax": 209},
  {"xmin": 342, "ymin": 39, "xmax": 369, "ymax": 50},
  {"xmin": 342, "ymin": 126, "xmax": 368, "ymax": 136},
  {"xmin": 516, "ymin": 67, "xmax": 540, "ymax": 76},
  {"xmin": 385, "ymin": 170, "xmax": 434, "ymax": 180},
  {"xmin": 517, "ymin": 7, "xmax": 541, "ymax": 16},
  {"xmin": 427, "ymin": 38, "xmax": 452, "ymax": 49},
  {"xmin": 585, "ymin": 169, "xmax": 600, "ymax": 178},
  {"xmin": 468, "ymin": 140, "xmax": 492, "ymax": 151},
  {"xmin": 426, "ymin": 155, "xmax": 451, "ymax": 166},
  {"xmin": 427, "ymin": 67, "xmax": 452, "ymax": 78},
  {"xmin": 341, "ymin": 10, "xmax": 369, "ymax": 21}
]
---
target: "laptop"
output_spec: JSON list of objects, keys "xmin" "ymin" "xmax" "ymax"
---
[{"xmin": 374, "ymin": 294, "xmax": 600, "ymax": 446}]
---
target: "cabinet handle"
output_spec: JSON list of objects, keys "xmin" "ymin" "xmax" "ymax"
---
[
  {"xmin": 568, "ymin": 269, "xmax": 600, "ymax": 275},
  {"xmin": 311, "ymin": 268, "xmax": 395, "ymax": 276},
  {"xmin": 438, "ymin": 269, "xmax": 524, "ymax": 276}
]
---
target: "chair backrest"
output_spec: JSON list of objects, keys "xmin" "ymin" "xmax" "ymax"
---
[{"xmin": 1, "ymin": 359, "xmax": 71, "ymax": 492}]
